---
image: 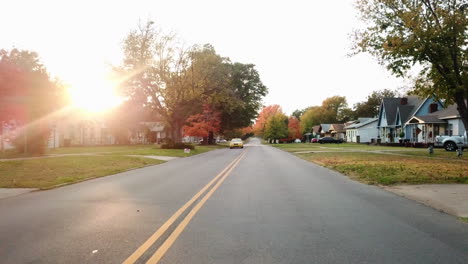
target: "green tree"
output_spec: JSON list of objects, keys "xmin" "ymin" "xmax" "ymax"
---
[
  {"xmin": 320, "ymin": 96, "xmax": 350, "ymax": 123},
  {"xmin": 218, "ymin": 62, "xmax": 268, "ymax": 132},
  {"xmin": 353, "ymin": 89, "xmax": 398, "ymax": 118},
  {"xmin": 292, "ymin": 108, "xmax": 308, "ymax": 121},
  {"xmin": 353, "ymin": 0, "xmax": 468, "ymax": 130},
  {"xmin": 300, "ymin": 106, "xmax": 321, "ymax": 134},
  {"xmin": 264, "ymin": 112, "xmax": 288, "ymax": 142}
]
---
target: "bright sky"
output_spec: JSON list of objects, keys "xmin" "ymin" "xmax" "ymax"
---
[{"xmin": 1, "ymin": 0, "xmax": 411, "ymax": 115}]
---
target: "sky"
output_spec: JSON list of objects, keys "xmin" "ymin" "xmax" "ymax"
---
[{"xmin": 0, "ymin": 0, "xmax": 412, "ymax": 115}]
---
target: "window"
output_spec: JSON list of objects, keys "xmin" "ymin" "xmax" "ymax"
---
[{"xmin": 447, "ymin": 124, "xmax": 453, "ymax": 136}]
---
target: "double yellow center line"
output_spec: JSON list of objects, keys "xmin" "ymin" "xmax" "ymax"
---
[{"xmin": 123, "ymin": 150, "xmax": 247, "ymax": 264}]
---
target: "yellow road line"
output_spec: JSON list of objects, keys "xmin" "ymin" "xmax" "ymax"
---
[
  {"xmin": 146, "ymin": 151, "xmax": 247, "ymax": 264},
  {"xmin": 122, "ymin": 150, "xmax": 246, "ymax": 264}
]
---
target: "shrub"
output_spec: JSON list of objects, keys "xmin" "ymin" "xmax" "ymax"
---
[{"xmin": 161, "ymin": 143, "xmax": 195, "ymax": 150}]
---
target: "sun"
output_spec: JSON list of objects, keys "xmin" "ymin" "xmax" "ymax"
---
[{"xmin": 68, "ymin": 76, "xmax": 123, "ymax": 113}]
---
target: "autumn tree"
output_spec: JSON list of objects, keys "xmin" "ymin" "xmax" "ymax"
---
[
  {"xmin": 288, "ymin": 116, "xmax": 302, "ymax": 139},
  {"xmin": 353, "ymin": 0, "xmax": 468, "ymax": 130},
  {"xmin": 253, "ymin": 104, "xmax": 282, "ymax": 136},
  {"xmin": 183, "ymin": 104, "xmax": 221, "ymax": 140},
  {"xmin": 264, "ymin": 112, "xmax": 288, "ymax": 142},
  {"xmin": 0, "ymin": 49, "xmax": 62, "ymax": 154}
]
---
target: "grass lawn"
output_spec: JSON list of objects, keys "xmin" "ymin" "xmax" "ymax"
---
[
  {"xmin": 0, "ymin": 155, "xmax": 163, "ymax": 189},
  {"xmin": 1, "ymin": 144, "xmax": 226, "ymax": 158},
  {"xmin": 271, "ymin": 143, "xmax": 410, "ymax": 152},
  {"xmin": 0, "ymin": 144, "xmax": 226, "ymax": 189},
  {"xmin": 459, "ymin": 217, "xmax": 468, "ymax": 223},
  {"xmin": 296, "ymin": 152, "xmax": 467, "ymax": 185}
]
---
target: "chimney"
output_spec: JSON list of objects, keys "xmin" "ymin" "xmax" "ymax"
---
[
  {"xmin": 429, "ymin": 103, "xmax": 438, "ymax": 113},
  {"xmin": 401, "ymin": 98, "xmax": 408, "ymax": 105}
]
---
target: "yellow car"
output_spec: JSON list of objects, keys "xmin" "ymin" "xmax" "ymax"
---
[{"xmin": 229, "ymin": 138, "xmax": 244, "ymax": 149}]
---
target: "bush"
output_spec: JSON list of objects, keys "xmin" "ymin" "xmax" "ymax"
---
[{"xmin": 161, "ymin": 143, "xmax": 195, "ymax": 150}]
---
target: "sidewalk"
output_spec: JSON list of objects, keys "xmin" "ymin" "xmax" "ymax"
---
[{"xmin": 385, "ymin": 184, "xmax": 468, "ymax": 218}]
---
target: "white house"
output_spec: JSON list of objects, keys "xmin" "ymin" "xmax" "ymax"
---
[{"xmin": 345, "ymin": 118, "xmax": 378, "ymax": 143}]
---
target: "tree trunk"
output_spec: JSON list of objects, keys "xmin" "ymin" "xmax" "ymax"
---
[
  {"xmin": 208, "ymin": 131, "xmax": 214, "ymax": 145},
  {"xmin": 454, "ymin": 92, "xmax": 468, "ymax": 134},
  {"xmin": 171, "ymin": 120, "xmax": 183, "ymax": 143}
]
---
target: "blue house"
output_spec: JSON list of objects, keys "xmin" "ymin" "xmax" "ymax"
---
[{"xmin": 377, "ymin": 96, "xmax": 443, "ymax": 143}]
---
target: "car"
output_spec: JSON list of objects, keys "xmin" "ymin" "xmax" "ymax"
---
[
  {"xmin": 294, "ymin": 139, "xmax": 301, "ymax": 143},
  {"xmin": 318, "ymin": 137, "xmax": 343, "ymax": 144},
  {"xmin": 229, "ymin": 138, "xmax": 244, "ymax": 149},
  {"xmin": 311, "ymin": 138, "xmax": 318, "ymax": 143}
]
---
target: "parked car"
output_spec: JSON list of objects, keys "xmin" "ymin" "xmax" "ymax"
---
[
  {"xmin": 294, "ymin": 139, "xmax": 301, "ymax": 143},
  {"xmin": 311, "ymin": 138, "xmax": 318, "ymax": 143},
  {"xmin": 229, "ymin": 138, "xmax": 244, "ymax": 149},
  {"xmin": 318, "ymin": 137, "xmax": 343, "ymax": 144},
  {"xmin": 435, "ymin": 131, "xmax": 467, "ymax": 151}
]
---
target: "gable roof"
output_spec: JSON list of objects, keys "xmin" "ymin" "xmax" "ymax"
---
[
  {"xmin": 320, "ymin": 124, "xmax": 331, "ymax": 132},
  {"xmin": 380, "ymin": 96, "xmax": 425, "ymax": 126},
  {"xmin": 312, "ymin": 125, "xmax": 321, "ymax": 134},
  {"xmin": 330, "ymin": 124, "xmax": 345, "ymax": 133},
  {"xmin": 345, "ymin": 118, "xmax": 378, "ymax": 129}
]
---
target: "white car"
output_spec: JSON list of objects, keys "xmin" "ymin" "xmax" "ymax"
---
[{"xmin": 294, "ymin": 139, "xmax": 301, "ymax": 143}]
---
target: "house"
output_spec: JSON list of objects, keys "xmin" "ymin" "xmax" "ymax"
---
[
  {"xmin": 320, "ymin": 124, "xmax": 332, "ymax": 137},
  {"xmin": 345, "ymin": 118, "xmax": 378, "ymax": 143},
  {"xmin": 329, "ymin": 124, "xmax": 345, "ymax": 140},
  {"xmin": 405, "ymin": 104, "xmax": 466, "ymax": 143},
  {"xmin": 311, "ymin": 125, "xmax": 321, "ymax": 138},
  {"xmin": 377, "ymin": 96, "xmax": 444, "ymax": 143}
]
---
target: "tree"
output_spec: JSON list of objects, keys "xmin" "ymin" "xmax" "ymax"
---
[
  {"xmin": 292, "ymin": 108, "xmax": 308, "ymax": 120},
  {"xmin": 264, "ymin": 112, "xmax": 288, "ymax": 142},
  {"xmin": 119, "ymin": 22, "xmax": 267, "ymax": 143},
  {"xmin": 288, "ymin": 116, "xmax": 302, "ymax": 139},
  {"xmin": 353, "ymin": 0, "xmax": 468, "ymax": 130},
  {"xmin": 300, "ymin": 106, "xmax": 321, "ymax": 134},
  {"xmin": 321, "ymin": 96, "xmax": 350, "ymax": 123},
  {"xmin": 183, "ymin": 104, "xmax": 221, "ymax": 140},
  {"xmin": 353, "ymin": 89, "xmax": 398, "ymax": 118},
  {"xmin": 253, "ymin": 104, "xmax": 282, "ymax": 136},
  {"xmin": 0, "ymin": 49, "xmax": 61, "ymax": 154},
  {"xmin": 218, "ymin": 63, "xmax": 268, "ymax": 132},
  {"xmin": 119, "ymin": 21, "xmax": 200, "ymax": 143}
]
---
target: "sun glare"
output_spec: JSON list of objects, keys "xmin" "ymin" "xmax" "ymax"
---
[{"xmin": 68, "ymin": 77, "xmax": 123, "ymax": 113}]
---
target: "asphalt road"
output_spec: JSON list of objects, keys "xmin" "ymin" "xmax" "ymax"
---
[{"xmin": 1, "ymin": 138, "xmax": 467, "ymax": 263}]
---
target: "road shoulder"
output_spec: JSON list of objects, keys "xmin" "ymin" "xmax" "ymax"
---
[{"xmin": 384, "ymin": 184, "xmax": 468, "ymax": 218}]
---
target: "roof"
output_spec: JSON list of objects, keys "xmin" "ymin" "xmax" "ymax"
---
[
  {"xmin": 398, "ymin": 105, "xmax": 414, "ymax": 125},
  {"xmin": 427, "ymin": 104, "xmax": 460, "ymax": 119},
  {"xmin": 345, "ymin": 118, "xmax": 378, "ymax": 129},
  {"xmin": 312, "ymin": 125, "xmax": 321, "ymax": 134},
  {"xmin": 330, "ymin": 124, "xmax": 345, "ymax": 133},
  {"xmin": 320, "ymin": 124, "xmax": 331, "ymax": 132},
  {"xmin": 408, "ymin": 116, "xmax": 447, "ymax": 124},
  {"xmin": 381, "ymin": 96, "xmax": 425, "ymax": 126}
]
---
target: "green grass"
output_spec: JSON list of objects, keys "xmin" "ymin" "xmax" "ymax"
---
[
  {"xmin": 295, "ymin": 152, "xmax": 467, "ymax": 185},
  {"xmin": 1, "ymin": 144, "xmax": 226, "ymax": 159},
  {"xmin": 0, "ymin": 155, "xmax": 163, "ymax": 189},
  {"xmin": 271, "ymin": 143, "xmax": 410, "ymax": 152},
  {"xmin": 0, "ymin": 144, "xmax": 226, "ymax": 189},
  {"xmin": 459, "ymin": 217, "xmax": 468, "ymax": 223}
]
